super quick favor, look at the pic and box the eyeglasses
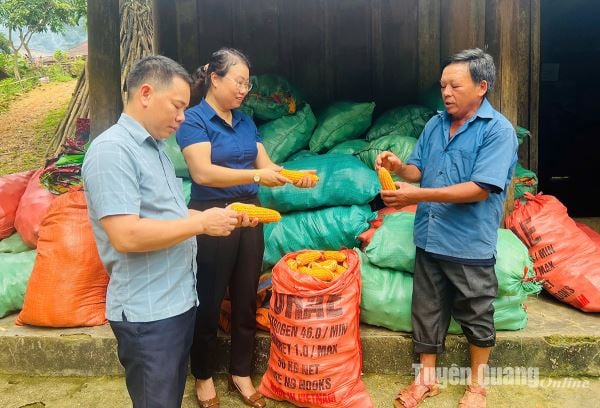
[223,76,253,92]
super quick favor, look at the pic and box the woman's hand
[257,168,291,187]
[293,169,318,189]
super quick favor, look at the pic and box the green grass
[0,76,40,113]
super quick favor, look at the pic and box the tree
[0,0,86,79]
[0,32,10,54]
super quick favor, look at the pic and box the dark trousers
[188,196,264,379]
[412,248,498,354]
[109,306,196,408]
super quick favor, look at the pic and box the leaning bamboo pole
[47,0,154,157]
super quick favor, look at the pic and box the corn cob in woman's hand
[279,169,320,183]
[228,203,281,223]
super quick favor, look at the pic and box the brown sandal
[227,375,267,408]
[458,384,487,408]
[393,382,441,408]
[196,395,219,408]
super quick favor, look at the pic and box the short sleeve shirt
[176,99,261,201]
[82,114,198,322]
[406,99,518,260]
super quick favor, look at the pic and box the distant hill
[0,23,87,55]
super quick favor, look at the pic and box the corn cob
[311,259,338,272]
[335,264,347,274]
[296,251,322,266]
[229,203,281,223]
[306,267,334,282]
[298,266,311,274]
[280,169,320,183]
[378,167,396,190]
[323,250,346,262]
[286,259,298,271]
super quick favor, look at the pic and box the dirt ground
[0,80,76,176]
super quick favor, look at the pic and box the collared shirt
[176,99,261,201]
[406,98,518,260]
[82,114,198,323]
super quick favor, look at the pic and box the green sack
[364,212,416,273]
[286,150,318,162]
[359,251,414,332]
[516,126,531,145]
[263,206,375,269]
[259,103,317,163]
[181,178,192,205]
[164,134,189,178]
[243,75,301,121]
[0,232,30,254]
[237,104,254,118]
[514,162,537,199]
[326,139,369,155]
[357,134,417,171]
[495,229,541,297]
[258,154,380,213]
[366,105,435,141]
[418,84,445,113]
[448,294,529,334]
[309,101,375,153]
[0,250,36,318]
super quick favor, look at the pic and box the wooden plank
[152,0,178,61]
[529,0,540,173]
[516,0,531,166]
[195,0,234,63]
[441,0,486,59]
[417,0,441,98]
[232,0,280,75]
[88,0,122,138]
[175,0,201,73]
[484,0,502,110]
[498,0,519,128]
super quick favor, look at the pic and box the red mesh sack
[0,170,35,239]
[505,193,600,312]
[16,189,109,327]
[14,169,56,248]
[576,222,600,249]
[259,249,373,407]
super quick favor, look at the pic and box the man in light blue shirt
[83,55,254,408]
[377,49,517,408]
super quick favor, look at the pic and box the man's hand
[224,204,260,228]
[191,207,239,236]
[380,182,420,209]
[375,151,404,174]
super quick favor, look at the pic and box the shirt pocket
[445,149,476,183]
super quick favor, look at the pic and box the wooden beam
[87,0,122,139]
[176,0,201,73]
[417,0,441,96]
[152,0,179,61]
[529,0,540,173]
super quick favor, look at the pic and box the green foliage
[0,32,10,54]
[46,63,72,82]
[53,49,68,62]
[70,56,85,76]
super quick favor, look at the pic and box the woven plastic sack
[505,193,600,312]
[16,190,109,327]
[262,205,375,269]
[259,103,317,163]
[357,134,417,172]
[495,229,541,297]
[0,250,36,318]
[182,177,191,205]
[287,150,318,162]
[260,249,373,408]
[418,84,445,113]
[164,133,190,178]
[364,212,416,273]
[357,206,417,248]
[366,105,434,141]
[576,222,600,248]
[14,169,56,248]
[0,170,35,239]
[243,75,301,121]
[515,126,531,145]
[326,139,368,156]
[309,101,375,153]
[258,154,379,213]
[359,252,529,333]
[0,232,30,254]
[514,162,537,199]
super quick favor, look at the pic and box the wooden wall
[153,0,539,169]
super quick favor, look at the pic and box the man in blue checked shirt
[376,49,518,408]
[82,55,257,408]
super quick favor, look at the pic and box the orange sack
[259,249,373,408]
[16,189,109,327]
[505,193,600,312]
[0,170,35,239]
[13,168,56,248]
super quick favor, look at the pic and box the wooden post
[87,0,122,139]
[152,0,179,60]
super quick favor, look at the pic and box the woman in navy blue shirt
[177,48,314,408]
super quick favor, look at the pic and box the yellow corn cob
[307,267,334,282]
[296,251,322,266]
[312,259,338,272]
[323,250,347,262]
[378,167,396,190]
[280,169,320,183]
[229,203,281,223]
[298,266,311,274]
[335,264,347,274]
[286,259,298,271]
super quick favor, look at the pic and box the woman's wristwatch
[253,172,261,184]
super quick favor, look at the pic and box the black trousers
[188,196,264,379]
[109,307,196,408]
[412,248,498,354]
